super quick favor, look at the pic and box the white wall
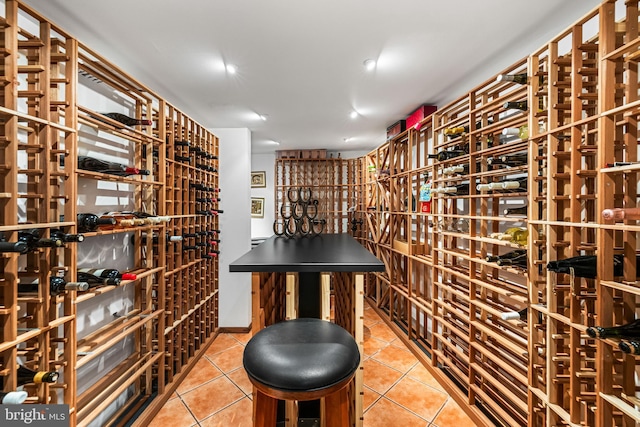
[250,153,276,239]
[214,128,252,328]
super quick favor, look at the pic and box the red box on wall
[406,105,437,130]
[386,120,406,140]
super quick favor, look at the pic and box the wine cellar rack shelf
[275,158,361,235]
[0,1,219,426]
[359,1,640,426]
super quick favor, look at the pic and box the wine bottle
[490,227,528,246]
[504,205,528,216]
[477,176,528,192]
[442,164,468,175]
[78,156,150,177]
[619,340,640,355]
[19,277,89,295]
[0,230,63,253]
[77,268,136,282]
[546,254,639,279]
[0,391,28,404]
[587,319,640,340]
[428,149,467,162]
[98,112,152,128]
[503,100,528,111]
[0,240,29,254]
[17,365,58,386]
[432,183,470,196]
[496,252,528,267]
[496,73,528,85]
[77,213,118,233]
[50,229,85,243]
[487,152,528,168]
[120,211,171,224]
[500,307,527,321]
[502,125,528,140]
[602,208,640,221]
[175,140,191,147]
[486,248,526,263]
[99,212,148,228]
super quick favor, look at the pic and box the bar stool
[243,318,360,427]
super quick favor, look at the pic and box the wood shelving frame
[0,1,219,426]
[358,2,640,427]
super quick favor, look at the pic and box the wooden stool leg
[324,385,350,427]
[254,389,278,427]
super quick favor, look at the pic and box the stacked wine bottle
[274,187,326,238]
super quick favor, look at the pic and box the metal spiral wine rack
[274,187,326,238]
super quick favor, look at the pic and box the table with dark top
[230,233,384,427]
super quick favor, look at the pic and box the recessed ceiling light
[363,59,376,71]
[260,114,268,121]
[343,137,352,142]
[350,111,358,119]
[226,64,237,74]
[271,140,280,145]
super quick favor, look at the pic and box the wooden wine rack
[358,2,640,427]
[275,157,360,234]
[0,1,219,426]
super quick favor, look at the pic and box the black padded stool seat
[243,318,360,427]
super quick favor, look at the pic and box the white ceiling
[23,0,601,154]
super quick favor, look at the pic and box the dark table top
[229,233,385,273]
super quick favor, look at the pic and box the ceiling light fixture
[226,64,237,74]
[259,114,268,121]
[350,111,358,119]
[363,59,376,71]
[343,137,351,142]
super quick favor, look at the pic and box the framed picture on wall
[251,197,265,218]
[251,171,266,188]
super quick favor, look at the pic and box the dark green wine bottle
[619,340,640,355]
[587,319,640,340]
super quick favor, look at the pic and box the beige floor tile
[363,335,389,357]
[364,397,429,427]
[176,357,224,395]
[207,344,245,373]
[367,322,398,343]
[384,376,448,422]
[180,376,245,421]
[406,363,446,392]
[362,385,381,411]
[148,397,197,427]
[363,358,404,394]
[199,397,254,427]
[227,366,254,396]
[231,331,253,344]
[372,343,418,373]
[431,398,477,427]
[206,334,241,357]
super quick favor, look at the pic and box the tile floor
[148,302,478,427]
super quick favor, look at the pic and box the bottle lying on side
[77,268,137,287]
[18,276,89,295]
[0,365,59,388]
[94,112,153,128]
[546,254,640,279]
[587,319,640,340]
[0,229,63,254]
[78,156,150,177]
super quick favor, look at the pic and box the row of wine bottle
[0,229,83,254]
[431,176,527,196]
[19,268,137,295]
[428,148,528,168]
[498,306,640,356]
[486,250,640,280]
